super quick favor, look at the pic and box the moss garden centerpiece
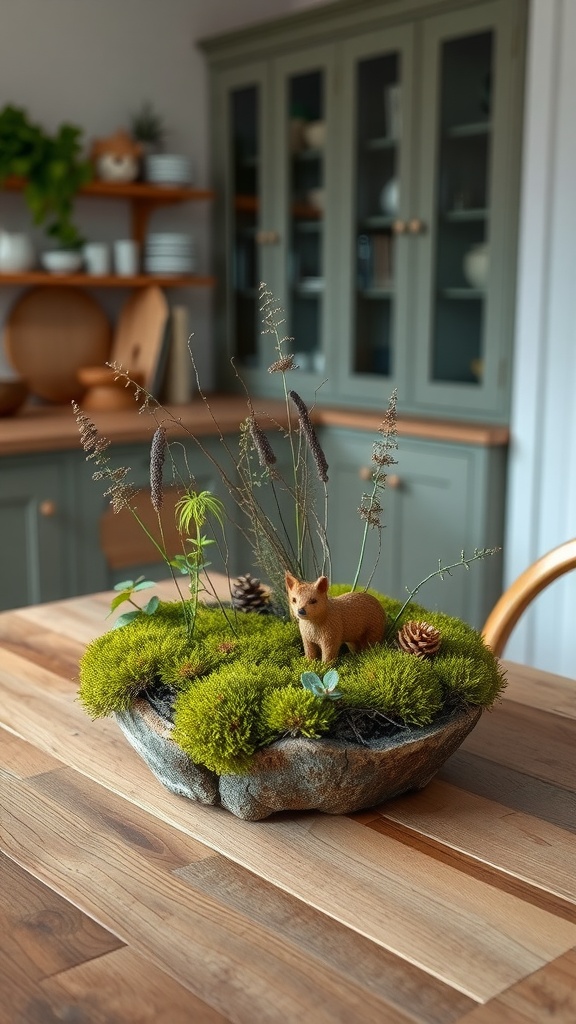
[76,286,505,821]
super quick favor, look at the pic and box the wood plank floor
[1,579,575,1023]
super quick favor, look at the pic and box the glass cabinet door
[272,47,336,383]
[413,3,517,419]
[336,27,415,403]
[226,71,265,371]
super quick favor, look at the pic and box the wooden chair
[482,538,576,657]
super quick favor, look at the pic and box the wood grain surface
[0,577,575,1022]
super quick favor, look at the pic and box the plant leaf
[142,596,159,616]
[112,609,140,629]
[132,580,156,592]
[300,671,321,691]
[108,591,131,613]
[323,669,339,690]
[113,580,134,591]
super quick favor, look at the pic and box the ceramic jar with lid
[463,243,489,289]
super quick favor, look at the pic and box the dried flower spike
[268,355,297,374]
[289,390,329,483]
[150,426,167,513]
[248,416,277,466]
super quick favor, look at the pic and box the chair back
[482,538,576,657]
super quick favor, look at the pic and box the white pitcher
[0,230,35,272]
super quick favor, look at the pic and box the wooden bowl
[0,378,28,416]
[77,365,144,411]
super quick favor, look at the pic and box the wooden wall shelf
[0,271,215,289]
[1,177,215,249]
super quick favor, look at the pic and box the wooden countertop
[0,396,509,456]
[0,578,574,1023]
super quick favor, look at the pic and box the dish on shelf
[297,277,324,293]
[41,250,83,274]
[0,377,28,416]
[3,286,111,402]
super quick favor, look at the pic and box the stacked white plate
[144,233,197,275]
[144,153,193,186]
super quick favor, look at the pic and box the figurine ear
[316,576,329,593]
[285,572,297,590]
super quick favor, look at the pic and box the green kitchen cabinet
[321,427,506,629]
[0,455,76,611]
[202,0,525,423]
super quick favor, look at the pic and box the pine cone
[397,620,441,658]
[231,573,271,614]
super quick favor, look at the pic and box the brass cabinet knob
[39,500,57,517]
[387,474,401,489]
[255,230,280,245]
[359,466,373,481]
[408,218,426,235]
[391,219,407,234]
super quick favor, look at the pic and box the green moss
[173,661,292,774]
[434,653,506,707]
[261,687,335,740]
[338,647,443,726]
[79,590,504,768]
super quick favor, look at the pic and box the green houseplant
[75,286,505,821]
[0,104,92,248]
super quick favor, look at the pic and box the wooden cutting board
[3,286,112,402]
[109,286,169,392]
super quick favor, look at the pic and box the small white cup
[83,242,110,276]
[113,239,139,276]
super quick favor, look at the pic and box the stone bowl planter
[114,697,482,821]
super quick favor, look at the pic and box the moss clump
[172,661,293,775]
[79,589,505,772]
[261,686,335,740]
[338,647,443,726]
[78,604,190,717]
[434,653,507,706]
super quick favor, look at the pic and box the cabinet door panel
[272,45,338,388]
[412,1,522,419]
[323,428,502,627]
[336,25,415,406]
[213,61,272,392]
[0,461,70,610]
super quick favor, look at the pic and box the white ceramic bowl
[463,243,489,289]
[41,250,83,274]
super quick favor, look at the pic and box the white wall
[0,0,297,388]
[504,0,576,674]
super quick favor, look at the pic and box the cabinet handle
[255,230,280,245]
[39,500,57,517]
[391,219,407,235]
[408,218,426,235]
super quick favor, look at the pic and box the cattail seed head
[150,426,167,513]
[248,417,277,467]
[289,390,329,483]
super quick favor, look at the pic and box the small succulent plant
[300,668,342,700]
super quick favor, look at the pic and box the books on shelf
[357,233,393,290]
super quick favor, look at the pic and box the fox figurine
[285,572,386,663]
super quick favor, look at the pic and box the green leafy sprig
[109,577,159,629]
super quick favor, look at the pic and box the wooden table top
[0,579,574,1023]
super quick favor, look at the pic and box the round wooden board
[3,286,112,402]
